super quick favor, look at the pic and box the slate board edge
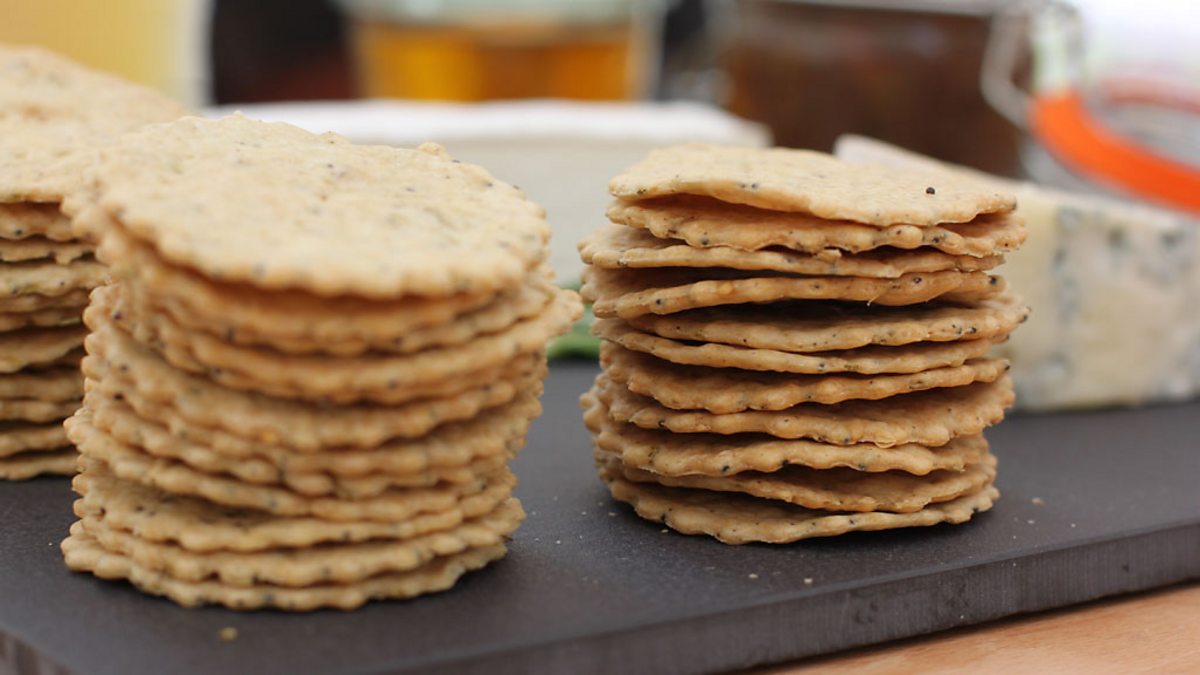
[390,520,1200,675]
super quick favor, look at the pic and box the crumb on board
[748,573,759,580]
[1031,497,1046,506]
[803,578,814,585]
[218,627,238,642]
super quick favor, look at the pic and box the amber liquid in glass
[349,17,644,101]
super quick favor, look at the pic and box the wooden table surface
[766,582,1200,674]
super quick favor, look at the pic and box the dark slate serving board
[2,363,1198,675]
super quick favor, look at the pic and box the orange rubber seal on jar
[1031,91,1200,214]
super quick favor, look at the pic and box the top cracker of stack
[59,115,580,610]
[0,45,185,480]
[579,144,1028,544]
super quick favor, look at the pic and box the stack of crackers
[0,46,185,480]
[580,144,1027,544]
[59,116,580,609]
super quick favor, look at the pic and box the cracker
[95,282,578,403]
[81,115,548,298]
[74,463,516,552]
[594,375,1014,447]
[608,144,1014,224]
[607,196,1027,257]
[0,238,90,264]
[602,465,999,544]
[68,416,503,521]
[82,217,505,346]
[0,421,70,458]
[170,268,559,357]
[62,526,506,610]
[0,289,89,312]
[0,325,86,373]
[0,45,188,202]
[88,390,540,476]
[84,394,518,497]
[0,367,82,402]
[0,447,76,479]
[77,497,522,586]
[582,395,989,476]
[582,266,1006,318]
[580,222,1003,276]
[0,203,75,241]
[83,319,545,450]
[595,319,996,375]
[602,446,995,513]
[0,398,78,423]
[628,294,1028,353]
[603,344,1009,412]
[0,259,105,298]
[0,306,83,332]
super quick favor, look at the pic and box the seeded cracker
[86,115,549,298]
[62,527,508,611]
[582,395,989,476]
[583,266,1006,318]
[595,375,1013,447]
[580,222,1004,276]
[602,466,999,545]
[0,448,77,480]
[594,318,997,375]
[626,294,1027,353]
[607,196,1027,257]
[608,144,1014,224]
[96,282,578,403]
[601,447,996,513]
[83,321,546,451]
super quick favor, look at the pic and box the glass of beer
[338,0,661,101]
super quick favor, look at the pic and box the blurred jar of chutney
[719,0,1019,176]
[337,0,662,101]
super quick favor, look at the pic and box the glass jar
[337,0,662,101]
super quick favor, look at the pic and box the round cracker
[595,318,997,375]
[582,266,1006,318]
[88,389,539,475]
[0,306,83,332]
[155,267,560,357]
[602,448,996,514]
[607,144,1015,225]
[580,222,1004,275]
[582,395,989,476]
[0,237,90,264]
[83,216,508,347]
[82,314,545,451]
[603,344,1009,412]
[607,196,1027,257]
[0,366,82,402]
[85,115,548,298]
[62,526,506,610]
[628,294,1027,353]
[0,422,70,458]
[0,288,89,313]
[0,45,187,202]
[77,498,523,587]
[602,466,999,545]
[67,418,503,522]
[0,446,76,479]
[593,375,1014,448]
[0,259,106,299]
[0,324,86,373]
[94,282,578,403]
[0,203,75,241]
[73,463,516,552]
